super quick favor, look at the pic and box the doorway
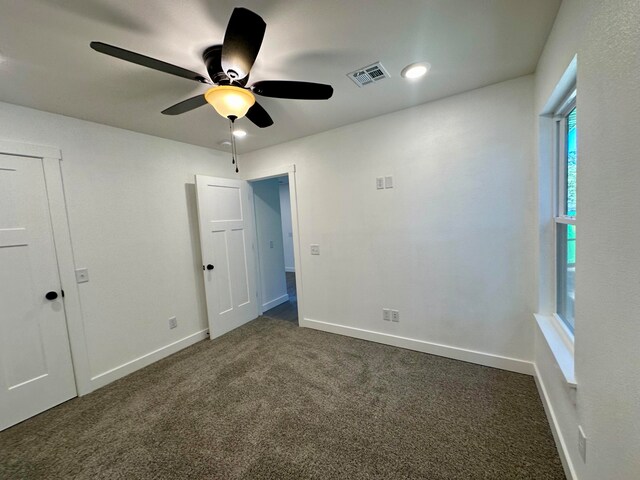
[195,166,303,338]
[0,150,77,430]
[251,175,298,324]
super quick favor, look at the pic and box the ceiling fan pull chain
[233,133,240,172]
[233,132,238,169]
[228,118,236,165]
[227,116,241,173]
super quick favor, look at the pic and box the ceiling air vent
[347,62,390,87]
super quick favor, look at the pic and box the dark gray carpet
[0,318,564,479]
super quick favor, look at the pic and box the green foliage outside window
[566,108,577,216]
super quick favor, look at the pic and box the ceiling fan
[90,7,334,130]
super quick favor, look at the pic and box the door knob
[206,264,214,270]
[45,291,59,301]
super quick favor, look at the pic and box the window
[555,92,577,332]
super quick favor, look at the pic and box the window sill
[534,313,576,389]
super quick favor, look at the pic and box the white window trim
[535,57,577,389]
[554,216,576,225]
[535,313,576,389]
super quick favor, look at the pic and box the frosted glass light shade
[205,85,255,119]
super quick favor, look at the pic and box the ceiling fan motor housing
[203,45,247,86]
[203,45,226,84]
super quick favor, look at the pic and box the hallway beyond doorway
[263,272,297,324]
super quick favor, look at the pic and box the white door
[0,154,76,430]
[195,175,259,339]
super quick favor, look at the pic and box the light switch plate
[383,309,391,321]
[168,316,177,329]
[310,244,320,255]
[75,268,89,283]
[376,177,384,189]
[385,176,394,189]
[578,426,587,462]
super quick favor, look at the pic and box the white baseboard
[300,318,534,376]
[88,329,209,392]
[533,364,577,480]
[285,267,295,273]
[262,294,289,312]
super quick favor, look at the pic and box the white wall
[252,178,288,311]
[279,183,295,272]
[242,76,537,372]
[0,101,233,393]
[534,1,640,479]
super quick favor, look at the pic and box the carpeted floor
[0,318,565,479]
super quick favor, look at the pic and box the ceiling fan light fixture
[401,62,430,79]
[205,85,255,119]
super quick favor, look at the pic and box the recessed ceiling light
[233,129,247,138]
[401,62,430,79]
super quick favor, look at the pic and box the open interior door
[195,175,258,339]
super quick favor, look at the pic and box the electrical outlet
[391,310,400,322]
[385,176,394,189]
[376,177,384,189]
[168,316,177,329]
[383,309,391,321]
[75,268,89,283]
[310,244,320,255]
[578,426,587,462]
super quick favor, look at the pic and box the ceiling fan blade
[161,95,208,115]
[245,102,274,128]
[251,81,333,100]
[221,8,266,81]
[90,42,211,84]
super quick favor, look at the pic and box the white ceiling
[0,0,560,153]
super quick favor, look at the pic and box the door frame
[242,165,304,321]
[0,140,91,396]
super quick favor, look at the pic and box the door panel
[228,228,250,306]
[210,185,243,221]
[211,230,233,314]
[0,154,76,431]
[195,176,258,339]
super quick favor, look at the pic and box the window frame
[553,88,577,334]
